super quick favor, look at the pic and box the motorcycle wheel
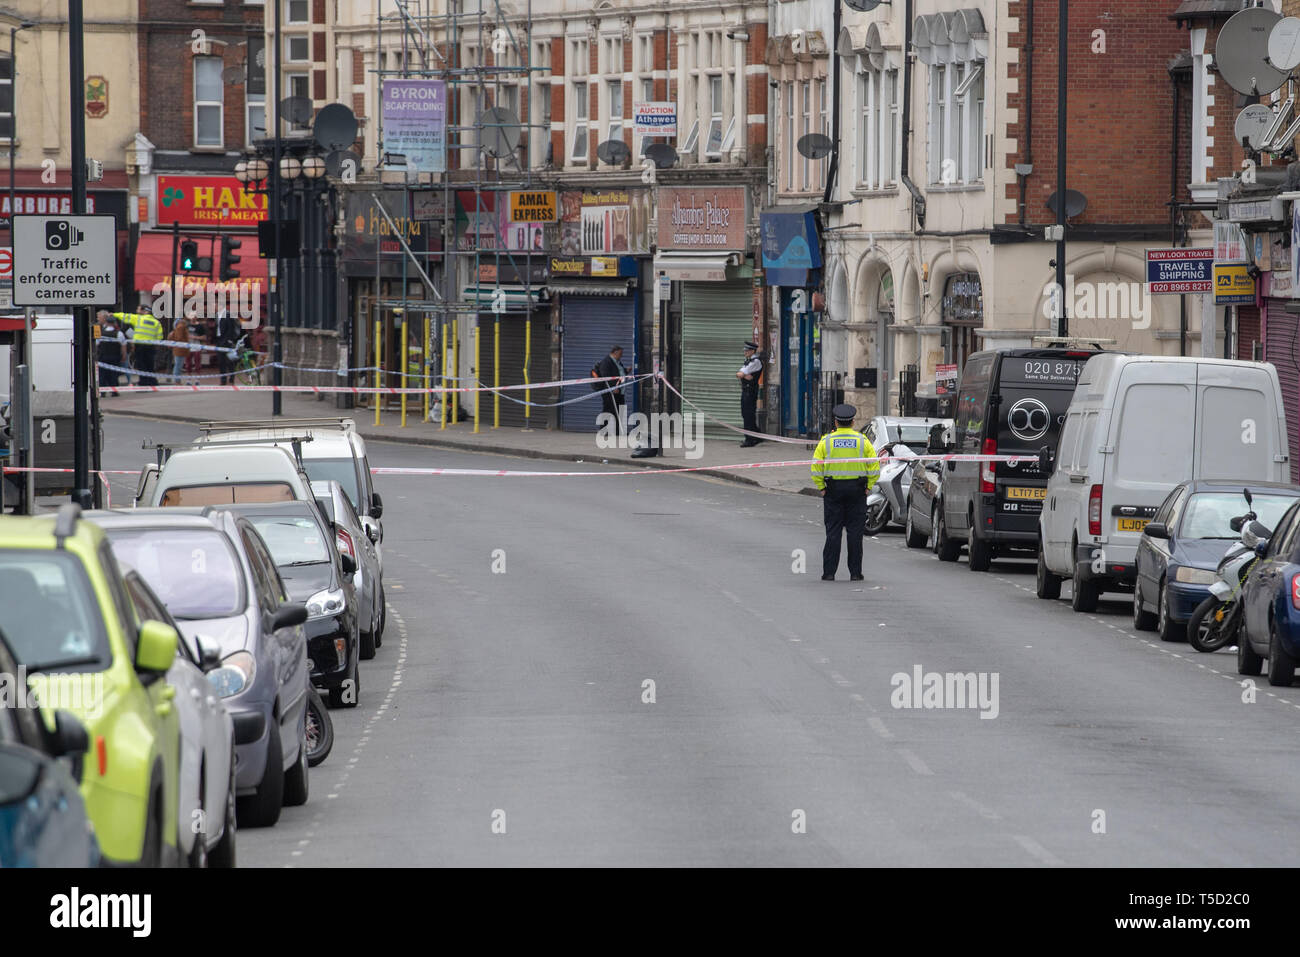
[1187,595,1237,653]
[864,502,891,537]
[305,685,334,768]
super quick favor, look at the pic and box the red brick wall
[747,22,768,158]
[550,42,565,166]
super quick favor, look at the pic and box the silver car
[862,416,956,529]
[311,479,385,659]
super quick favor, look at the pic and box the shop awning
[460,285,547,311]
[548,279,634,297]
[132,231,268,295]
[654,252,740,283]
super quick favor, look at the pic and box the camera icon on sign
[45,219,85,251]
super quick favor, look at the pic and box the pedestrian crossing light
[180,240,199,272]
[219,235,242,281]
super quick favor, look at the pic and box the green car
[0,504,181,866]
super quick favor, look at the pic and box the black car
[937,345,1108,570]
[216,502,361,709]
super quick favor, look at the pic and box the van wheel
[1040,546,1060,598]
[1132,581,1157,631]
[904,500,927,549]
[1071,552,1099,613]
[967,527,992,572]
[934,504,960,562]
[1239,627,1264,676]
[1268,619,1297,687]
[1156,581,1185,643]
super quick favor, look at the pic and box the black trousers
[97,363,119,389]
[134,344,158,387]
[600,394,624,434]
[741,387,758,434]
[216,347,235,385]
[823,479,867,577]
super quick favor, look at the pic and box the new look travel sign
[1146,247,1214,294]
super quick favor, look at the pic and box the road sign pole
[69,0,91,508]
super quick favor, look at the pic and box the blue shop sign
[761,210,822,287]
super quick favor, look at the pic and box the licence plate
[1005,486,1046,500]
[1117,517,1149,532]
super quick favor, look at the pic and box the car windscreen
[890,424,939,446]
[304,458,361,510]
[161,482,295,506]
[0,550,110,672]
[247,514,331,566]
[105,528,245,620]
[1180,492,1299,539]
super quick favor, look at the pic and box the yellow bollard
[373,319,381,427]
[451,318,459,424]
[440,320,448,430]
[423,315,430,424]
[473,324,480,434]
[523,316,531,430]
[400,319,408,428]
[493,318,500,429]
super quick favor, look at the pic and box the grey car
[86,508,311,829]
[312,479,385,659]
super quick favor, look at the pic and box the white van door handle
[1068,473,1086,484]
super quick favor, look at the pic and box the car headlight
[1175,566,1218,585]
[306,587,347,620]
[206,651,255,698]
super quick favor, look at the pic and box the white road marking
[897,748,933,776]
[867,717,893,739]
[1013,834,1064,866]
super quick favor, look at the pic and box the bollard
[472,324,480,434]
[373,319,382,427]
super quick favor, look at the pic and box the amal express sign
[381,79,447,172]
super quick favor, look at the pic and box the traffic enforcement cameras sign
[12,214,117,306]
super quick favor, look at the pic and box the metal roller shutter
[1237,304,1261,362]
[559,294,637,432]
[475,311,553,429]
[681,280,753,440]
[1264,300,1300,482]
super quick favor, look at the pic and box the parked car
[937,345,1105,570]
[1133,481,1300,642]
[1038,355,1290,612]
[138,441,314,508]
[119,566,237,867]
[91,508,311,829]
[905,457,946,550]
[0,631,98,867]
[197,418,384,552]
[0,504,181,866]
[1238,498,1300,686]
[862,417,954,531]
[312,479,384,658]
[215,502,360,709]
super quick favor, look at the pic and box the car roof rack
[142,435,313,468]
[53,502,81,547]
[197,417,356,434]
[1029,336,1117,349]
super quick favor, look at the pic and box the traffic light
[180,240,198,272]
[219,235,242,281]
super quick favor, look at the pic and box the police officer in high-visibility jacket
[811,403,880,581]
[113,310,163,387]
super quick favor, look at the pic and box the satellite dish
[645,143,678,169]
[1270,17,1300,72]
[325,150,361,178]
[798,133,835,160]
[1235,103,1276,150]
[222,66,245,86]
[1045,189,1087,219]
[313,103,359,152]
[596,139,631,166]
[843,0,884,11]
[1216,7,1288,97]
[478,107,521,159]
[280,96,314,126]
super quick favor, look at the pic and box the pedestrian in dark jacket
[593,346,627,434]
[215,310,240,385]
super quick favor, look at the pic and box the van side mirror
[136,620,179,673]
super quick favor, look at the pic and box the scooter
[864,442,917,536]
[1187,488,1272,653]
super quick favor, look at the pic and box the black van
[935,346,1106,570]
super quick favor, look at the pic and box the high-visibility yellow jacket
[811,427,880,491]
[114,312,163,341]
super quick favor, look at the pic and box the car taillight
[335,527,356,563]
[1292,574,1300,610]
[1088,484,1102,537]
[979,438,997,493]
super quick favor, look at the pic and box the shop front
[941,271,984,370]
[655,185,756,440]
[761,207,822,437]
[464,259,551,429]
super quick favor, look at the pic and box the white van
[140,443,315,507]
[1036,354,1290,612]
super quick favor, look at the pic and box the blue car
[0,631,99,867]
[1239,497,1300,686]
[1134,481,1300,642]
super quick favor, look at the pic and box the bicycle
[233,334,262,386]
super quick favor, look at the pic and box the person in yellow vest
[811,403,881,581]
[114,308,163,386]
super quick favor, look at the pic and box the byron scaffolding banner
[381,79,447,173]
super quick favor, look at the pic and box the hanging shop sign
[0,190,128,229]
[380,79,447,173]
[508,190,558,223]
[157,175,268,227]
[941,273,983,324]
[558,189,651,256]
[411,190,447,221]
[633,102,677,138]
[656,186,748,252]
[341,188,433,276]
[759,208,822,287]
[1213,262,1256,305]
[1145,248,1214,294]
[548,256,635,278]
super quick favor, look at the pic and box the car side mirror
[271,603,309,631]
[195,634,222,673]
[340,552,357,576]
[365,524,379,544]
[1143,522,1170,540]
[1256,540,1270,558]
[50,710,89,782]
[370,492,383,520]
[136,619,179,673]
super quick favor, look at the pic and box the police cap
[832,403,857,423]
[743,341,758,350]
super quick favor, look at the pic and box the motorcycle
[864,442,917,536]
[1187,488,1273,654]
[304,683,334,767]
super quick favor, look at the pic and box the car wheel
[1036,543,1062,600]
[1133,580,1157,631]
[359,618,377,661]
[283,732,309,807]
[1239,625,1265,676]
[187,766,208,869]
[207,756,237,868]
[967,526,992,572]
[935,504,960,562]
[376,593,386,646]
[1156,581,1185,642]
[1071,551,1100,613]
[236,723,283,828]
[139,787,163,868]
[1268,618,1297,687]
[329,653,360,709]
[904,500,927,549]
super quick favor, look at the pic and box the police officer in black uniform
[737,341,764,447]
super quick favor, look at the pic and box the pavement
[98,388,823,495]
[96,415,1300,866]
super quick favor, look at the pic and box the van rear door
[1193,363,1286,482]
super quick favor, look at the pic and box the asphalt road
[98,415,1300,866]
